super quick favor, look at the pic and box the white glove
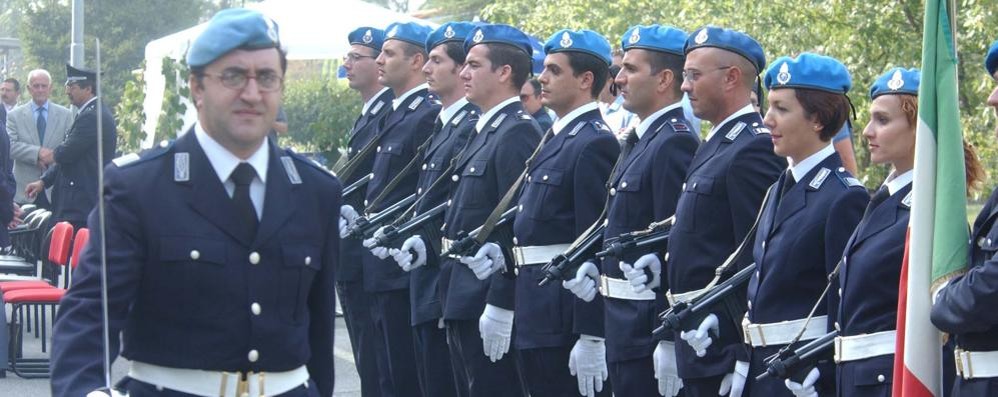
[680,313,719,357]
[479,304,514,362]
[339,205,359,238]
[362,226,391,259]
[563,261,599,302]
[620,253,662,293]
[390,235,427,272]
[653,341,683,397]
[718,360,749,397]
[784,367,820,397]
[86,390,127,397]
[568,334,608,397]
[461,242,505,280]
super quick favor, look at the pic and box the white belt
[600,275,655,301]
[441,238,459,258]
[955,348,998,379]
[129,361,309,397]
[512,244,571,266]
[742,315,828,347]
[666,287,707,306]
[834,330,896,363]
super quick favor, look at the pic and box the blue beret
[986,39,998,76]
[426,22,475,52]
[543,29,612,66]
[463,24,533,56]
[621,25,688,56]
[187,8,280,67]
[348,27,385,51]
[684,26,766,73]
[385,22,432,48]
[764,53,851,94]
[869,67,920,99]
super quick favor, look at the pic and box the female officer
[741,53,869,397]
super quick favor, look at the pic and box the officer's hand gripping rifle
[345,193,417,239]
[537,220,607,286]
[595,216,674,261]
[756,330,837,381]
[372,201,448,247]
[653,262,757,337]
[441,207,518,258]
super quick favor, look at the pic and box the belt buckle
[513,247,526,267]
[221,371,266,397]
[954,348,965,379]
[599,275,609,297]
[833,337,842,363]
[741,317,752,345]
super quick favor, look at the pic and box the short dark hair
[527,78,541,97]
[442,41,467,65]
[399,41,427,61]
[190,46,289,85]
[3,78,19,92]
[484,43,531,90]
[564,52,609,99]
[73,80,98,96]
[794,88,850,141]
[646,50,685,97]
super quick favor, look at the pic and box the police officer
[564,24,701,397]
[351,21,440,397]
[439,24,541,397]
[833,67,919,397]
[337,26,392,397]
[375,21,479,397]
[25,64,117,230]
[741,53,869,397]
[465,29,619,397]
[931,40,998,396]
[658,26,785,396]
[50,8,341,396]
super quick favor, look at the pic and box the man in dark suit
[520,78,553,132]
[50,8,341,396]
[24,64,116,229]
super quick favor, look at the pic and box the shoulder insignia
[112,153,141,167]
[284,149,338,179]
[452,110,467,126]
[809,167,830,190]
[568,122,586,136]
[725,122,746,141]
[518,113,532,120]
[590,120,610,133]
[491,113,509,128]
[370,100,385,115]
[667,118,690,133]
[902,191,912,208]
[174,153,190,182]
[281,156,303,185]
[831,166,864,188]
[408,96,425,110]
[753,127,772,135]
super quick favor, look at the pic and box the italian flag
[892,0,969,396]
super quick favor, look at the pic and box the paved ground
[1,310,362,396]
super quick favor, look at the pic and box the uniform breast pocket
[458,159,489,209]
[279,244,322,324]
[612,171,645,227]
[675,176,714,233]
[157,237,228,320]
[526,168,565,220]
[372,141,405,181]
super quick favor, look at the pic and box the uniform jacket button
[609,188,616,196]
[682,183,687,190]
[877,374,885,383]
[305,256,312,265]
[422,164,428,170]
[513,237,519,245]
[469,167,476,173]
[620,181,627,188]
[542,175,549,181]
[452,175,459,182]
[190,250,200,260]
[251,302,261,315]
[249,252,260,265]
[376,146,382,152]
[248,349,259,362]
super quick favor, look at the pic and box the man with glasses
[24,65,115,229]
[7,69,72,208]
[520,78,553,132]
[51,8,341,396]
[337,26,392,397]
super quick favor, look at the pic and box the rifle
[441,207,518,258]
[653,262,757,336]
[342,173,373,202]
[756,330,837,381]
[595,216,674,261]
[537,221,607,286]
[345,193,417,239]
[371,201,448,247]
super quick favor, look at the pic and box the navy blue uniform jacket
[50,131,342,396]
[440,101,541,321]
[601,106,699,363]
[507,107,619,350]
[362,88,440,292]
[666,111,785,378]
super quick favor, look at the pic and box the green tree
[281,77,361,164]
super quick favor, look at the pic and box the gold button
[249,252,260,265]
[248,349,259,362]
[190,250,200,260]
[305,256,312,265]
[251,302,261,315]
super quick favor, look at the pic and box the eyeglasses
[682,66,733,82]
[203,69,283,92]
[342,53,377,63]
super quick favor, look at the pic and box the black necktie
[620,127,638,158]
[36,107,46,144]
[780,170,796,198]
[231,163,259,240]
[861,186,891,222]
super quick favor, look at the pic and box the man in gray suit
[7,69,72,207]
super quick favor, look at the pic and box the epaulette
[492,113,510,128]
[749,121,771,135]
[369,100,386,116]
[590,120,611,134]
[724,122,747,141]
[112,143,173,168]
[901,191,912,208]
[567,122,586,136]
[517,110,532,121]
[832,166,865,188]
[807,168,832,190]
[666,117,691,133]
[452,110,469,126]
[283,148,338,180]
[408,95,425,111]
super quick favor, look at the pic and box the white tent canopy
[141,0,435,147]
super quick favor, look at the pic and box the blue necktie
[36,107,46,144]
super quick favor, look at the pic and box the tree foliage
[482,0,998,197]
[281,77,361,164]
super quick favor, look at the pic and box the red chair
[5,225,86,378]
[0,222,74,293]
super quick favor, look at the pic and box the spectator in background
[268,105,287,143]
[1,78,20,112]
[7,69,72,208]
[833,121,859,175]
[521,78,554,132]
[599,64,639,137]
